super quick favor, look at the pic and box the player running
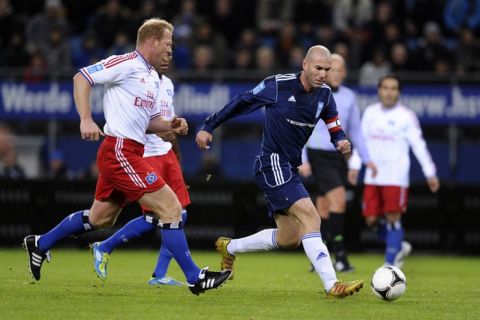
[196,45,364,298]
[23,18,230,295]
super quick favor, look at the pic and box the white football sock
[227,229,278,254]
[301,232,337,291]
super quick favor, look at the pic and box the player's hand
[366,161,378,178]
[80,118,104,141]
[298,163,312,177]
[171,117,188,135]
[427,176,440,193]
[336,139,351,155]
[347,169,359,186]
[196,130,212,150]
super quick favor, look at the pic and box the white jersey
[80,50,162,145]
[144,76,175,157]
[351,102,436,187]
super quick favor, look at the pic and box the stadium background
[0,0,479,254]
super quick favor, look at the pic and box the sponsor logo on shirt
[166,89,173,96]
[134,97,155,109]
[145,172,158,185]
[285,118,316,128]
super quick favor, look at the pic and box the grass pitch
[0,248,479,320]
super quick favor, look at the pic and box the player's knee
[89,215,116,229]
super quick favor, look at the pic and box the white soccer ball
[371,265,407,301]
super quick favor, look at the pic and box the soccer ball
[371,265,407,301]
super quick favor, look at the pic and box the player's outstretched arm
[196,130,212,150]
[73,73,104,141]
[148,116,188,135]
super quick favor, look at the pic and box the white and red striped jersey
[350,102,436,187]
[80,50,162,145]
[143,75,175,157]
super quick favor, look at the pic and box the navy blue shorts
[253,153,310,217]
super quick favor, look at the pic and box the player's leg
[315,195,330,240]
[286,197,363,297]
[382,186,410,268]
[150,151,191,285]
[325,186,354,272]
[149,209,187,286]
[140,186,231,294]
[24,199,121,281]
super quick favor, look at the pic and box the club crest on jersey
[145,172,158,185]
[86,64,103,74]
[167,89,173,96]
[154,81,159,89]
[316,102,324,118]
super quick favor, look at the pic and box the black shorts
[307,148,348,196]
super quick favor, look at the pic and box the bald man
[300,54,377,272]
[196,46,364,298]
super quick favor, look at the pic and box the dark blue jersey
[201,73,346,167]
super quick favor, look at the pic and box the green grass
[0,249,479,320]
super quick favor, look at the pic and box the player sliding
[196,45,363,298]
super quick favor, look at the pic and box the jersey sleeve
[319,89,347,146]
[201,76,277,133]
[405,110,437,178]
[79,55,130,86]
[347,97,371,164]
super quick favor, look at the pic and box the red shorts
[362,185,409,217]
[141,149,191,211]
[95,136,166,207]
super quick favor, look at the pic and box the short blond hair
[137,18,174,46]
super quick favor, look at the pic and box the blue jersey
[201,73,346,168]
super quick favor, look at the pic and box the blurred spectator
[390,43,412,71]
[456,28,480,74]
[256,0,294,46]
[368,1,397,48]
[315,25,338,51]
[209,0,243,45]
[255,46,276,72]
[359,47,391,86]
[172,0,203,69]
[191,20,227,68]
[46,149,70,180]
[127,0,158,42]
[25,0,69,54]
[287,45,305,69]
[231,47,254,70]
[407,0,445,31]
[333,42,350,64]
[89,0,129,49]
[0,123,25,179]
[23,51,48,84]
[108,31,135,56]
[192,45,214,71]
[444,0,480,34]
[1,31,30,68]
[40,26,72,73]
[333,0,374,69]
[0,0,16,50]
[415,21,453,71]
[275,22,298,67]
[72,32,106,68]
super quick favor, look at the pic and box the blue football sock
[99,216,156,254]
[38,210,92,252]
[376,218,387,242]
[160,219,200,284]
[385,221,404,265]
[153,210,187,278]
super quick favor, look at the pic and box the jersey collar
[135,50,152,72]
